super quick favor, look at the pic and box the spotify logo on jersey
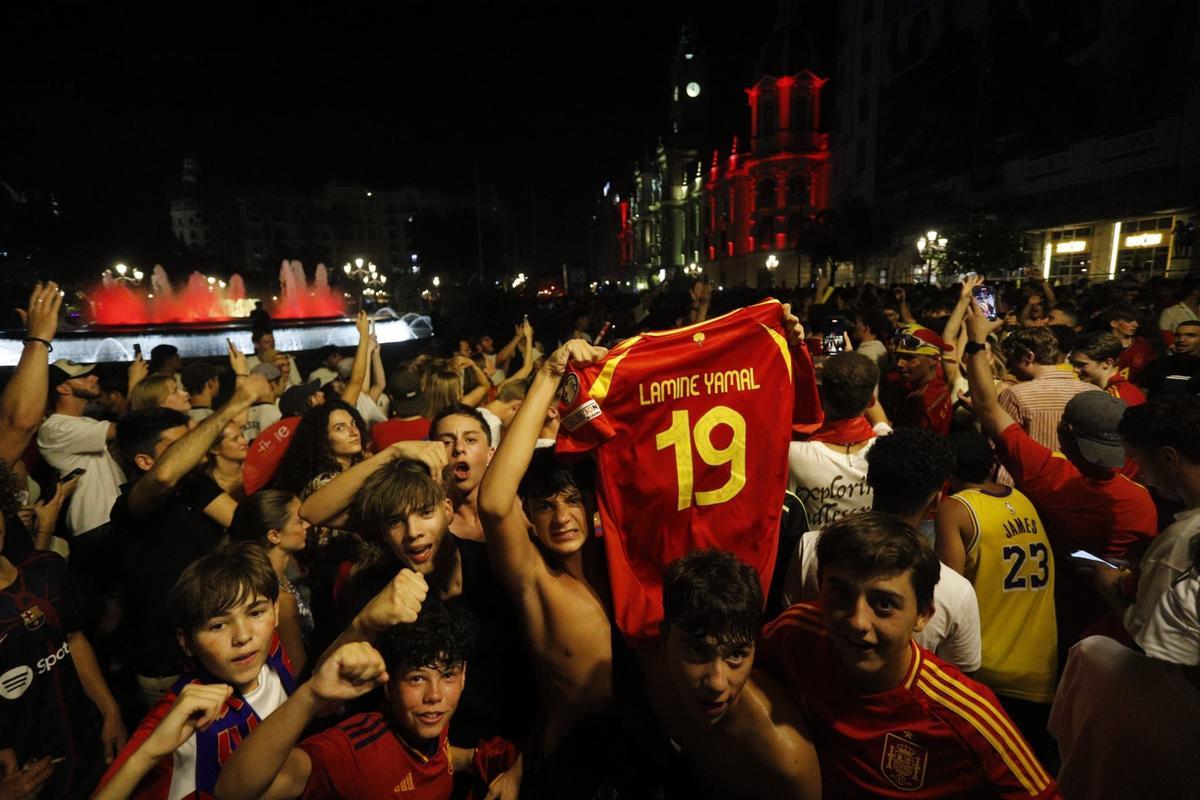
[0,666,34,700]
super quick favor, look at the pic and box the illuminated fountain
[8,259,430,367]
[86,260,345,326]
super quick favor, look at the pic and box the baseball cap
[180,362,227,395]
[893,324,949,357]
[49,359,95,391]
[387,371,425,417]
[251,361,283,381]
[1062,391,1128,469]
[279,380,324,418]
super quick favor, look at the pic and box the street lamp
[104,262,145,286]
[684,262,703,278]
[765,254,780,271]
[432,276,441,288]
[915,231,948,284]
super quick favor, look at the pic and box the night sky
[2,2,805,275]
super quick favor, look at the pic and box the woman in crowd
[227,489,313,675]
[205,418,249,499]
[128,373,190,412]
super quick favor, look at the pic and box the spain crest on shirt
[21,604,46,631]
[881,731,928,790]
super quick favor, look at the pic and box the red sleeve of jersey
[918,659,1061,799]
[757,603,822,682]
[993,423,1057,489]
[554,342,625,456]
[94,694,176,799]
[298,726,358,799]
[471,737,520,798]
[790,342,825,438]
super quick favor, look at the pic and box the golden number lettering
[655,405,747,510]
[655,410,694,511]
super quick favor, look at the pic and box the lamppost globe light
[218,280,226,288]
[938,238,948,248]
[354,258,364,269]
[433,276,441,288]
[115,263,127,275]
[133,269,144,281]
[368,262,376,273]
[917,237,927,252]
[343,263,351,275]
[206,276,216,285]
[927,230,938,242]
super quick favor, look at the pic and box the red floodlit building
[704,70,831,288]
[606,6,833,290]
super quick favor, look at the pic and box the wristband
[236,372,249,377]
[963,341,986,356]
[23,337,52,352]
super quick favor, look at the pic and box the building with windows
[832,0,1200,283]
[616,2,833,289]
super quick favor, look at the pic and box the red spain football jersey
[556,299,821,642]
[758,604,1060,799]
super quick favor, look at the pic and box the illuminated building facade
[833,0,1200,283]
[616,4,833,289]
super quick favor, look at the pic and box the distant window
[757,178,777,209]
[787,175,810,206]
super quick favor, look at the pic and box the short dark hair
[1001,327,1059,366]
[1104,303,1139,324]
[816,512,940,614]
[1048,325,1076,356]
[820,352,879,420]
[857,307,893,341]
[376,598,477,674]
[1072,331,1123,363]
[517,448,594,503]
[251,326,274,344]
[662,549,763,650]
[1176,320,1200,333]
[949,430,995,484]
[1120,395,1200,464]
[354,459,447,544]
[116,407,191,472]
[1050,301,1079,326]
[429,403,492,446]
[497,379,528,404]
[227,489,298,545]
[170,542,279,635]
[867,428,955,515]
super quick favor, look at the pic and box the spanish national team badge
[21,604,46,631]
[560,373,580,406]
[693,332,706,345]
[881,731,928,791]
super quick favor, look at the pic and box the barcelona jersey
[556,299,820,641]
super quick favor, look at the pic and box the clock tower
[668,20,707,148]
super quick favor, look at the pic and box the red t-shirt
[758,604,1060,799]
[1117,337,1156,382]
[298,712,514,800]
[556,299,822,642]
[371,417,432,451]
[1105,373,1146,407]
[993,423,1157,643]
[885,373,953,436]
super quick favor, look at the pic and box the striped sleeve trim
[948,494,982,557]
[762,604,826,638]
[916,662,1051,795]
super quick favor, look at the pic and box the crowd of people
[1,266,1199,799]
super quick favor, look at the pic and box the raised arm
[339,311,371,408]
[478,339,607,592]
[455,355,491,407]
[963,302,1015,439]
[299,440,448,528]
[495,320,535,391]
[0,282,61,465]
[215,643,388,800]
[366,337,386,402]
[495,325,524,369]
[894,287,916,324]
[942,275,982,385]
[127,375,272,517]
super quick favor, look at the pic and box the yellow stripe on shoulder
[917,666,1049,794]
[588,349,633,404]
[759,322,793,382]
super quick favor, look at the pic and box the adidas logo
[393,772,415,793]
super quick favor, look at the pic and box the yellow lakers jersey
[950,486,1058,702]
